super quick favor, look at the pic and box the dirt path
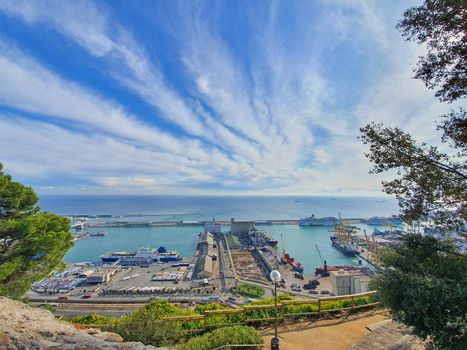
[261,310,389,350]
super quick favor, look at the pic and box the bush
[108,318,182,347]
[67,313,111,325]
[178,326,263,350]
[233,283,265,298]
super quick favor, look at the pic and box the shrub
[178,326,263,350]
[67,313,111,325]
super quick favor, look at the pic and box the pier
[83,218,368,228]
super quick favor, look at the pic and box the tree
[371,234,467,349]
[0,163,73,299]
[360,0,467,229]
[360,1,467,348]
[397,0,466,103]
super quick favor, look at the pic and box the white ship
[299,215,339,226]
[366,216,402,226]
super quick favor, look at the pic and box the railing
[163,291,380,333]
[212,345,263,350]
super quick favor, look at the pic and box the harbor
[26,214,418,313]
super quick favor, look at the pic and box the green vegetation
[226,235,241,248]
[371,235,467,349]
[0,163,73,299]
[359,1,467,348]
[178,326,263,350]
[360,0,466,229]
[67,294,378,347]
[233,283,265,298]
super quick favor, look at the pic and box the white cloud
[0,0,454,195]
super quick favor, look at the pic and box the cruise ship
[100,246,181,264]
[299,215,339,226]
[366,216,402,226]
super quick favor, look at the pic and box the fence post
[351,295,355,313]
[318,299,321,317]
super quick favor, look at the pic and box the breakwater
[84,218,365,228]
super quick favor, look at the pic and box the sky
[0,0,455,196]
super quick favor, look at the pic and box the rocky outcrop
[0,297,166,350]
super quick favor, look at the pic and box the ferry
[100,246,181,264]
[299,215,339,226]
[366,216,402,226]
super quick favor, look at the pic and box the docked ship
[366,216,402,226]
[315,265,368,276]
[299,215,339,226]
[100,246,181,264]
[330,235,359,256]
[282,252,304,273]
[280,234,304,273]
[90,231,107,236]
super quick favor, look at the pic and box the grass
[234,283,265,298]
[226,235,241,248]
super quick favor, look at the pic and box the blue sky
[0,0,452,195]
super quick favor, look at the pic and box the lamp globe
[270,270,281,283]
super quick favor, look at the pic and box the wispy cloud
[0,0,453,195]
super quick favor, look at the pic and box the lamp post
[270,269,281,350]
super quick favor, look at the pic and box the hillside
[0,297,164,350]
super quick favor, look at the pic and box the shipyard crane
[315,245,329,277]
[280,233,287,264]
[315,245,327,267]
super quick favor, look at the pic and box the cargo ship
[330,235,359,256]
[281,252,304,273]
[280,234,304,273]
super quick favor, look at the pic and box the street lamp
[270,269,281,350]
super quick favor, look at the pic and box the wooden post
[318,299,321,317]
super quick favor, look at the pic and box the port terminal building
[330,269,371,296]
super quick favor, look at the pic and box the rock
[74,345,100,350]
[83,328,99,335]
[92,332,124,342]
[0,331,11,345]
[39,338,63,349]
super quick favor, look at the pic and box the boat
[100,251,135,262]
[366,216,402,226]
[299,215,339,226]
[330,235,359,256]
[315,265,363,276]
[100,246,181,264]
[90,231,107,236]
[156,246,181,262]
[280,234,304,272]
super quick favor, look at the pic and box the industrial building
[86,265,121,284]
[230,218,255,235]
[194,232,215,279]
[330,269,371,296]
[204,219,222,234]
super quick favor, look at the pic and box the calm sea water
[39,195,399,271]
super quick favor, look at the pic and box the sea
[39,195,400,273]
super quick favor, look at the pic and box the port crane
[315,245,329,277]
[280,233,287,264]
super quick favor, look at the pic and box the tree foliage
[360,122,466,228]
[360,0,467,229]
[397,0,466,103]
[371,234,467,349]
[0,163,73,298]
